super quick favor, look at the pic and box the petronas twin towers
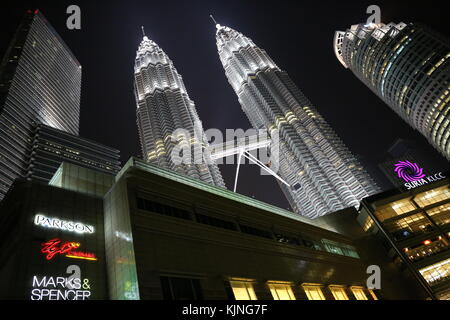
[134,32,225,187]
[134,21,379,219]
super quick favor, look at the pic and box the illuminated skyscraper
[133,30,225,187]
[0,10,82,200]
[215,23,379,218]
[28,124,121,183]
[334,22,450,160]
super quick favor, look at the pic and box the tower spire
[133,25,226,188]
[209,15,217,25]
[141,26,146,37]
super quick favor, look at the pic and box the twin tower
[133,22,380,219]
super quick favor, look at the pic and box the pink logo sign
[394,161,426,182]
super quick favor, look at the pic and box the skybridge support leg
[233,150,244,193]
[242,151,290,188]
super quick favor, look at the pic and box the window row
[230,280,377,301]
[159,276,378,301]
[419,258,450,287]
[136,196,360,258]
[374,185,450,222]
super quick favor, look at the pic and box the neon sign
[30,265,92,300]
[41,239,97,261]
[34,214,95,234]
[403,172,446,190]
[394,161,426,182]
[394,161,446,190]
[66,252,98,261]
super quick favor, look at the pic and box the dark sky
[1,0,449,210]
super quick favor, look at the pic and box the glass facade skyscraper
[133,33,225,187]
[0,10,81,200]
[334,22,450,160]
[215,24,379,218]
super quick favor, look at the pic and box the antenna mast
[209,15,217,25]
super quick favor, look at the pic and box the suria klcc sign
[34,214,95,234]
[394,161,446,190]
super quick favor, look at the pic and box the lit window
[415,186,450,208]
[329,285,349,300]
[363,217,374,232]
[230,279,257,300]
[404,238,449,262]
[351,286,368,300]
[302,284,326,300]
[419,258,450,286]
[426,205,450,226]
[268,282,296,300]
[385,212,434,236]
[376,199,416,221]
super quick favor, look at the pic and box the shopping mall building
[358,178,450,300]
[0,158,447,300]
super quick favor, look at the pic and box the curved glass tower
[334,22,450,160]
[134,32,225,187]
[215,24,379,218]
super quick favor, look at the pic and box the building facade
[358,178,450,299]
[133,33,225,188]
[0,159,412,300]
[27,124,121,183]
[0,10,81,200]
[0,176,111,300]
[334,22,450,160]
[215,23,379,218]
[104,158,382,300]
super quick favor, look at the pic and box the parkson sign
[34,214,95,234]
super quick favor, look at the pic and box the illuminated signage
[394,161,446,190]
[404,172,446,190]
[66,251,98,261]
[41,239,79,260]
[31,265,92,300]
[41,238,97,261]
[394,160,426,182]
[34,214,95,234]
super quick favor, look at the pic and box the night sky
[1,0,448,210]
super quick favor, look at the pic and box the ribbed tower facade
[0,10,81,200]
[134,33,225,187]
[334,22,450,160]
[215,24,379,218]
